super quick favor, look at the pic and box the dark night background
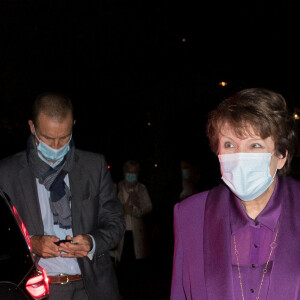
[1,0,300,176]
[1,1,300,298]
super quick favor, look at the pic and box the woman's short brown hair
[206,88,297,175]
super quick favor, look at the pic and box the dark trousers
[48,279,89,300]
[118,231,139,300]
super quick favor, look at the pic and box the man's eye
[62,135,72,140]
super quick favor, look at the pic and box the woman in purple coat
[171,88,300,300]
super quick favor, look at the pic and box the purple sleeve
[170,191,209,300]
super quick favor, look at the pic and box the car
[0,189,49,299]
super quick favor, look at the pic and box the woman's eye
[224,142,234,148]
[251,143,262,148]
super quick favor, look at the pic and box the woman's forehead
[219,122,276,149]
[126,165,138,172]
[219,122,260,138]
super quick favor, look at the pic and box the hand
[31,235,61,258]
[123,201,133,215]
[58,234,93,258]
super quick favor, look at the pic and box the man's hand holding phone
[58,234,93,258]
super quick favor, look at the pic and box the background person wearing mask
[0,91,125,300]
[112,160,152,300]
[179,159,200,201]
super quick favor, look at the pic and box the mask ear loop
[270,152,278,178]
[32,125,42,150]
[32,125,40,142]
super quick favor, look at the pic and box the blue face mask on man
[35,132,71,162]
[125,173,138,183]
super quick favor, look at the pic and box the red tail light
[26,267,49,299]
[12,205,32,250]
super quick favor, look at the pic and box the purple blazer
[171,176,300,300]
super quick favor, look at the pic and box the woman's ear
[276,150,288,170]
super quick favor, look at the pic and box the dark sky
[1,0,299,185]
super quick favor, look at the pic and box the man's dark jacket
[0,149,125,300]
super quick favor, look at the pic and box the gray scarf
[27,134,75,229]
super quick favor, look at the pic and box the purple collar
[231,176,282,234]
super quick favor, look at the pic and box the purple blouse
[231,179,281,299]
[171,176,300,300]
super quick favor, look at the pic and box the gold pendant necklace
[233,227,279,300]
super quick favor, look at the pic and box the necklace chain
[233,227,279,300]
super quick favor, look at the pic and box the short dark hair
[123,160,140,173]
[206,88,297,175]
[32,91,74,126]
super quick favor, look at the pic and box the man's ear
[28,120,35,135]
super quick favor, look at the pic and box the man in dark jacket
[0,92,125,300]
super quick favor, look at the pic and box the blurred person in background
[112,160,152,300]
[179,159,200,201]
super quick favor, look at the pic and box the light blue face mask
[218,152,276,201]
[181,169,190,180]
[35,133,71,161]
[125,173,137,183]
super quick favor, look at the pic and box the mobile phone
[54,239,72,246]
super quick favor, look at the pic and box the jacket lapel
[19,167,44,235]
[204,184,235,300]
[68,155,90,235]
